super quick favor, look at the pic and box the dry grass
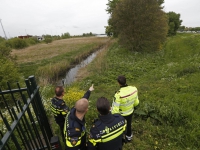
[11,37,109,63]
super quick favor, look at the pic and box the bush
[25,37,39,45]
[9,38,28,49]
[0,44,12,59]
[44,37,53,44]
[0,59,21,89]
[0,36,6,43]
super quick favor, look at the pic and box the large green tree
[107,0,168,52]
[167,11,182,36]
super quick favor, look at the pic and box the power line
[0,19,8,40]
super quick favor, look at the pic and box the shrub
[44,37,52,44]
[25,37,39,45]
[9,38,28,49]
[0,59,21,89]
[0,44,12,59]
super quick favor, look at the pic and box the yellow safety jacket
[111,85,139,116]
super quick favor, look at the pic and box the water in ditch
[62,50,101,85]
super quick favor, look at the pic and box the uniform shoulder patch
[75,128,80,131]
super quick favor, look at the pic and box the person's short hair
[55,86,64,97]
[75,98,88,113]
[117,75,126,85]
[96,97,110,115]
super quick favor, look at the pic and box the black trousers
[123,113,133,136]
[57,122,65,142]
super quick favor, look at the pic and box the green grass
[74,34,200,149]
[42,33,200,149]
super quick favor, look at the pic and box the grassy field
[23,33,200,150]
[11,37,110,85]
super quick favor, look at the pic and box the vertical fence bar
[18,101,36,149]
[0,131,10,150]
[0,90,26,149]
[0,111,21,150]
[6,82,20,112]
[17,82,39,149]
[25,79,46,149]
[7,82,31,149]
[11,108,31,150]
[27,78,50,148]
[29,76,53,139]
[0,88,15,122]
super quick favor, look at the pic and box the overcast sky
[0,0,199,38]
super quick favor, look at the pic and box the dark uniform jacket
[64,90,91,150]
[64,108,87,150]
[51,97,69,125]
[87,113,126,150]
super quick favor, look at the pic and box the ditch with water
[61,47,103,85]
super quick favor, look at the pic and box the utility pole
[0,19,8,40]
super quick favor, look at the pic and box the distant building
[35,36,45,40]
[18,35,32,39]
[18,35,45,40]
[95,34,107,37]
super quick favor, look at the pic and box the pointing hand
[89,84,94,91]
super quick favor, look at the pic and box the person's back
[87,97,126,150]
[112,85,138,116]
[64,106,87,150]
[51,86,69,141]
[111,75,139,142]
[64,84,94,150]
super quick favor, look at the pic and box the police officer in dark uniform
[51,86,69,141]
[87,97,126,150]
[64,84,94,150]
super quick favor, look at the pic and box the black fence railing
[0,76,53,150]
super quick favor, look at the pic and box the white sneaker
[125,134,133,142]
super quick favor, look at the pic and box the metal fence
[0,76,53,150]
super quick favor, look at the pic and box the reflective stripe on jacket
[51,97,69,123]
[87,113,126,150]
[111,85,139,116]
[64,108,86,149]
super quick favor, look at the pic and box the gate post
[28,75,53,139]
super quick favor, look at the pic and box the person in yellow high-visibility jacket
[111,75,139,142]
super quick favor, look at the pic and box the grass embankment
[11,37,110,85]
[66,33,199,150]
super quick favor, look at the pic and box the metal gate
[0,76,53,150]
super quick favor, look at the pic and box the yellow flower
[63,87,85,108]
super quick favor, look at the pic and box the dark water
[62,50,100,85]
